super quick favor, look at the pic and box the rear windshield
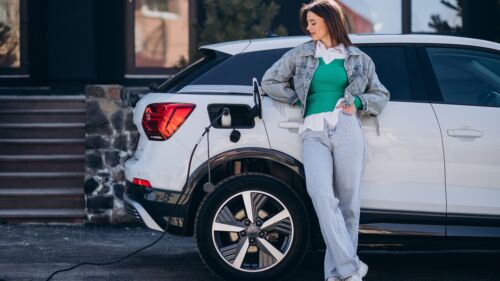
[190,48,291,87]
[157,48,291,93]
[157,49,229,93]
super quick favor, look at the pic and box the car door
[420,46,500,236]
[264,45,447,235]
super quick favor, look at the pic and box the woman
[261,1,389,280]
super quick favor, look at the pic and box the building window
[339,0,402,34]
[412,0,463,34]
[126,0,191,77]
[0,0,27,77]
[0,0,20,68]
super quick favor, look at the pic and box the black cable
[185,108,226,188]
[45,109,228,281]
[45,232,166,281]
[207,128,211,184]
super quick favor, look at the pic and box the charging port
[207,104,255,128]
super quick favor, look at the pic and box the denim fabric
[261,40,389,118]
[300,111,367,280]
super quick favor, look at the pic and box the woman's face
[306,11,330,44]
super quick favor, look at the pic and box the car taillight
[142,103,196,141]
[133,178,152,189]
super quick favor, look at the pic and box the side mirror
[251,77,263,119]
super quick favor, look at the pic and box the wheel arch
[182,147,317,237]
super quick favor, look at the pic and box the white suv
[124,35,500,281]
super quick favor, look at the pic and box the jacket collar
[300,40,362,57]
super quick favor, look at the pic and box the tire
[195,173,310,281]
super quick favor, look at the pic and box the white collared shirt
[315,41,346,64]
[298,41,347,135]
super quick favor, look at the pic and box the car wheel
[195,173,310,281]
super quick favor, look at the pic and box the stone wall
[84,85,141,224]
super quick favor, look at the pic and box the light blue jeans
[300,111,367,280]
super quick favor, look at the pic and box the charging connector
[221,107,231,127]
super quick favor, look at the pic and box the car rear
[123,42,273,233]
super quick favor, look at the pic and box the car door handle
[447,128,483,138]
[278,121,301,129]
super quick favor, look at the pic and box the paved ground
[0,223,499,281]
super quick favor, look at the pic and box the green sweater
[304,58,362,117]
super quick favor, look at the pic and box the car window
[158,49,229,93]
[190,48,291,87]
[426,47,500,107]
[186,45,414,101]
[359,46,413,101]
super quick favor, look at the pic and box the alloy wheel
[211,190,294,272]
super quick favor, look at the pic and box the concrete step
[0,123,85,139]
[0,155,85,172]
[0,194,85,209]
[0,95,85,110]
[0,94,87,224]
[0,109,86,123]
[0,208,85,223]
[0,139,85,155]
[0,172,85,188]
[0,187,84,197]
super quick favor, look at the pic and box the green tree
[428,0,464,33]
[199,0,287,46]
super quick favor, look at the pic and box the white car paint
[359,102,445,213]
[204,34,500,55]
[126,35,500,218]
[125,93,269,191]
[179,84,252,94]
[432,104,500,216]
[263,98,446,214]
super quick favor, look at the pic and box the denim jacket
[261,40,390,134]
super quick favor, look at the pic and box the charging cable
[188,107,229,193]
[45,107,229,281]
[45,232,166,281]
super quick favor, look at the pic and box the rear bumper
[124,181,187,234]
[123,194,164,232]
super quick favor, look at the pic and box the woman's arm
[261,49,299,105]
[357,55,390,116]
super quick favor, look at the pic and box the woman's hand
[336,101,356,115]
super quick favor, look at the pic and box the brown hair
[300,0,352,47]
